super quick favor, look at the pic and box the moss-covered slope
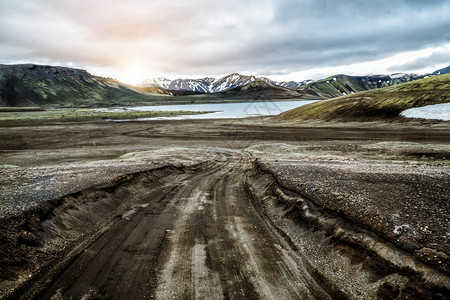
[0,64,171,107]
[275,73,450,121]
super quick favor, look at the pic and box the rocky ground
[0,118,449,299]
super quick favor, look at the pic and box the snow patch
[401,103,450,121]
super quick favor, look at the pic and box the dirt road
[18,150,328,299]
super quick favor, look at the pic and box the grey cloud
[0,0,449,78]
[388,51,450,72]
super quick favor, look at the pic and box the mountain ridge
[295,73,424,99]
[139,66,449,96]
[1,63,449,107]
[139,73,312,93]
[433,65,450,75]
[139,73,258,93]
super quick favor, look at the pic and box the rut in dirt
[7,151,330,299]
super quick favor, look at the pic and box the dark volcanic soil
[0,118,449,299]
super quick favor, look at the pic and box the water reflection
[104,100,318,120]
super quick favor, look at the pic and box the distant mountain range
[0,63,449,107]
[138,69,449,100]
[295,73,423,99]
[139,73,313,93]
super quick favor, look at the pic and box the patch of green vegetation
[0,107,45,112]
[119,152,136,159]
[0,109,211,126]
[276,74,450,122]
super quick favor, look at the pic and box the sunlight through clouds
[0,0,448,82]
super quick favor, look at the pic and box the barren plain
[0,118,449,299]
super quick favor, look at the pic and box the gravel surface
[1,118,449,299]
[246,143,450,272]
[0,148,223,219]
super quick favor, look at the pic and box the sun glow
[117,65,148,85]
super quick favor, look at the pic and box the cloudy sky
[1,0,449,83]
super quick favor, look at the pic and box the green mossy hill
[0,64,171,108]
[275,73,450,121]
[296,74,421,100]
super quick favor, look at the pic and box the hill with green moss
[0,64,172,107]
[275,73,450,121]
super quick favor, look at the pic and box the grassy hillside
[275,73,450,121]
[0,64,171,108]
[296,74,421,100]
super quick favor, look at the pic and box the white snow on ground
[400,103,450,121]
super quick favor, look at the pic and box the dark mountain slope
[0,64,169,107]
[433,65,450,75]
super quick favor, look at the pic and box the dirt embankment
[251,157,450,270]
[0,166,190,298]
[247,160,449,299]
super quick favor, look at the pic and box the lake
[103,100,318,120]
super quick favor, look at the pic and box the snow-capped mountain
[139,77,173,89]
[274,79,314,89]
[209,73,257,93]
[388,73,421,83]
[138,66,447,94]
[139,73,308,93]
